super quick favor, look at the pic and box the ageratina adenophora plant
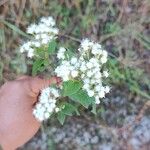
[19,16,110,124]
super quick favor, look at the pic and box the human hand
[0,76,61,150]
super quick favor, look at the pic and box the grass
[0,1,150,100]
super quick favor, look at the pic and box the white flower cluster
[19,16,59,58]
[33,87,60,122]
[55,39,110,104]
[55,47,79,81]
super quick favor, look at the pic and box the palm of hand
[0,76,59,150]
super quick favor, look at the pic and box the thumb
[30,76,61,96]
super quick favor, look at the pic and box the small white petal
[55,107,60,112]
[103,70,109,78]
[86,62,93,69]
[105,86,110,93]
[83,78,90,84]
[71,57,78,64]
[83,84,90,90]
[95,85,101,92]
[95,96,100,104]
[71,70,79,78]
[101,56,107,64]
[44,112,50,119]
[99,90,105,98]
[87,71,93,78]
[88,90,94,97]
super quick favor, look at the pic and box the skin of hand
[0,76,61,150]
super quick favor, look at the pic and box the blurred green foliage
[0,0,150,101]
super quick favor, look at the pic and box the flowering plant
[19,16,110,124]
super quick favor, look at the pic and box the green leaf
[0,20,30,38]
[57,111,66,125]
[61,103,79,116]
[66,49,75,58]
[32,59,44,76]
[48,40,57,54]
[91,102,97,115]
[63,80,82,96]
[69,90,94,108]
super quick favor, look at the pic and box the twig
[0,0,9,6]
[16,0,26,25]
[117,0,128,23]
[59,34,81,43]
[118,100,150,134]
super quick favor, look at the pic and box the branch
[0,0,9,6]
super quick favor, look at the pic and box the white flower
[81,73,85,78]
[27,24,37,34]
[87,70,93,78]
[80,39,91,51]
[27,48,34,58]
[95,85,101,92]
[33,41,41,47]
[90,79,95,84]
[71,57,78,64]
[102,50,108,57]
[35,34,40,40]
[20,47,25,53]
[101,50,108,64]
[71,70,79,78]
[20,16,59,58]
[55,107,60,112]
[44,112,50,119]
[89,58,98,65]
[80,39,94,53]
[41,33,48,39]
[57,53,65,60]
[51,89,60,98]
[42,38,49,44]
[86,62,93,69]
[63,76,70,81]
[99,90,105,98]
[33,87,60,122]
[55,38,110,106]
[92,43,102,55]
[95,96,100,104]
[22,41,32,50]
[51,28,59,34]
[57,47,66,59]
[87,90,94,97]
[101,56,107,64]
[103,70,109,78]
[83,78,90,84]
[83,84,90,90]
[80,64,87,72]
[104,86,110,93]
[94,72,102,79]
[59,47,66,53]
[41,16,56,27]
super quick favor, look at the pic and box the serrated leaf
[63,80,82,96]
[32,59,44,76]
[61,103,79,116]
[48,40,57,54]
[57,111,66,125]
[69,90,94,108]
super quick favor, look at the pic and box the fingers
[30,76,62,95]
